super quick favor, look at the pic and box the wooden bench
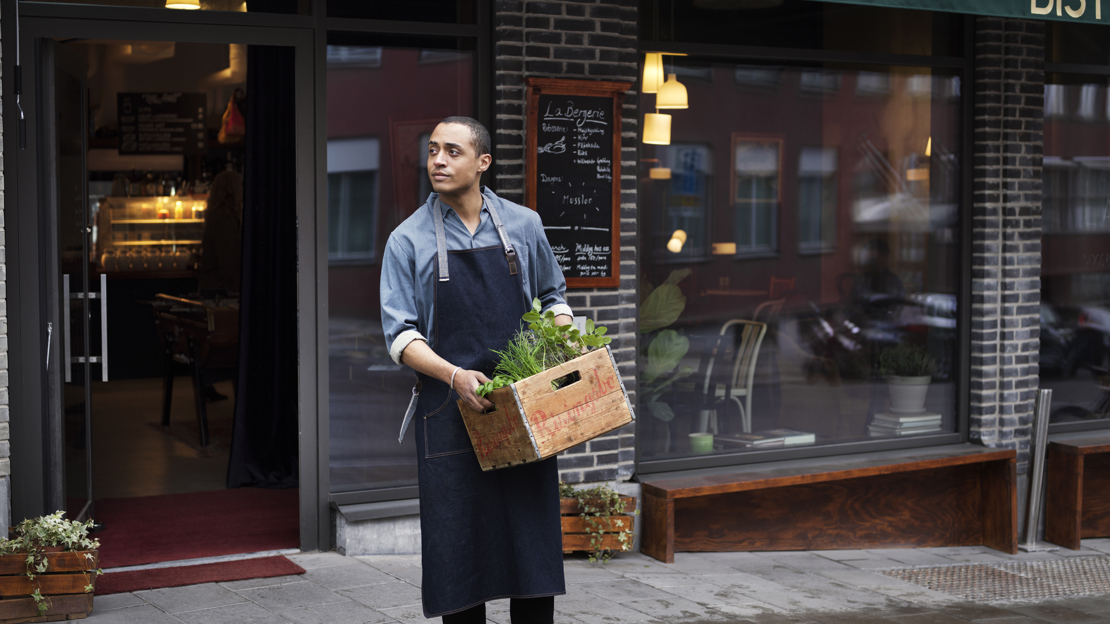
[1045,433,1110,550]
[641,444,1016,563]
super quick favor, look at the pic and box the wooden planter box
[0,551,97,623]
[459,346,635,471]
[561,496,636,553]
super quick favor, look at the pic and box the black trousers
[441,597,554,624]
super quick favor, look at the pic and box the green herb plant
[476,298,611,397]
[0,511,102,615]
[878,343,938,378]
[560,482,636,563]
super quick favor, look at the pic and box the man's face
[427,123,491,197]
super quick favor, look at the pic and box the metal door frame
[2,6,322,551]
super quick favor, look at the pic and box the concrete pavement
[86,542,1110,623]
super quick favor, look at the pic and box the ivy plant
[560,482,636,563]
[0,511,102,615]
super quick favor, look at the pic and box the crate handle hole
[551,370,581,391]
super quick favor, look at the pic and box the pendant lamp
[656,74,688,109]
[649,166,672,180]
[166,0,201,7]
[667,229,687,253]
[643,113,671,145]
[643,53,665,94]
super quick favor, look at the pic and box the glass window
[798,147,838,254]
[1041,73,1110,427]
[327,41,474,494]
[639,60,962,462]
[23,0,306,14]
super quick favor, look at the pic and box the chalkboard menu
[526,78,630,289]
[118,93,206,155]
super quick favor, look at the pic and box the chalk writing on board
[534,92,615,280]
[118,92,206,155]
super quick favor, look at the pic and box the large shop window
[326,39,474,494]
[638,59,962,463]
[1041,71,1110,426]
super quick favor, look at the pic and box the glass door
[40,38,99,522]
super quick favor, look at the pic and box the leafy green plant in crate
[639,269,696,446]
[477,298,612,397]
[0,511,102,615]
[560,482,637,563]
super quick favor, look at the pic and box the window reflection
[327,43,473,493]
[1041,75,1110,426]
[639,61,961,460]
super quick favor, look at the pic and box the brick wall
[493,0,639,484]
[970,17,1045,473]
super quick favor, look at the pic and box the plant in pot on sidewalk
[878,343,938,413]
[559,482,637,563]
[0,511,101,618]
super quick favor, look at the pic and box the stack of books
[868,412,942,437]
[717,433,784,448]
[717,428,816,448]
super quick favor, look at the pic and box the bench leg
[642,491,674,563]
[981,457,1018,554]
[1045,448,1083,550]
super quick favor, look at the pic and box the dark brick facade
[493,0,640,483]
[970,17,1045,473]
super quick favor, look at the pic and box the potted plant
[559,483,637,563]
[878,343,938,413]
[0,511,101,620]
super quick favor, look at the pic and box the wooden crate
[459,346,634,471]
[561,496,636,553]
[0,551,97,624]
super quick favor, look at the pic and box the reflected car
[1040,303,1110,378]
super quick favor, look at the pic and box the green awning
[821,0,1107,25]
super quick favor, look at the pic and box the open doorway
[41,36,300,569]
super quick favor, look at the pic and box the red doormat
[94,488,299,569]
[95,555,306,595]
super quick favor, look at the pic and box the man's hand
[400,340,496,412]
[452,368,494,412]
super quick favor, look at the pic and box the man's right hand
[452,368,495,412]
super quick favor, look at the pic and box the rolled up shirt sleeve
[380,233,427,365]
[531,212,573,319]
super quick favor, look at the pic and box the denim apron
[414,200,566,618]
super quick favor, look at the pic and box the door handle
[99,274,108,382]
[63,274,71,383]
[64,273,109,383]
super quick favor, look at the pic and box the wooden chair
[700,319,767,433]
[769,275,795,300]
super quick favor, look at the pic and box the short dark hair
[440,116,491,157]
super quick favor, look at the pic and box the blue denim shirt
[381,187,572,364]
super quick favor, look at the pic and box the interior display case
[97,196,206,273]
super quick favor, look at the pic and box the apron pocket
[424,394,475,458]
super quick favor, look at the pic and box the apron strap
[485,198,519,276]
[433,199,451,282]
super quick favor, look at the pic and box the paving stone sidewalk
[87,540,1110,623]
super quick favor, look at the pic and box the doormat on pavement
[96,555,305,595]
[881,556,1110,603]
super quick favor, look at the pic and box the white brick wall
[970,17,1045,473]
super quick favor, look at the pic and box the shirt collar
[436,195,489,221]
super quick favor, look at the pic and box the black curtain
[227,45,299,488]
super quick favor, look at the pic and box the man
[380,117,571,623]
